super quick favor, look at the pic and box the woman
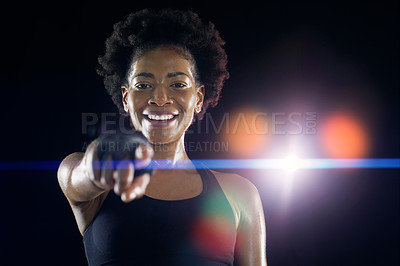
[58,9,267,266]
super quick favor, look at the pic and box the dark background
[0,2,398,266]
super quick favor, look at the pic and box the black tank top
[82,165,237,266]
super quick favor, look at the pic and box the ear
[121,85,129,112]
[195,85,205,114]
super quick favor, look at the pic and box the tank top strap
[194,162,221,193]
[194,161,235,216]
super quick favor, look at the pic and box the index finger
[133,144,154,177]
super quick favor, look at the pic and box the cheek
[128,93,146,110]
[177,91,197,112]
[177,93,198,127]
[127,94,147,127]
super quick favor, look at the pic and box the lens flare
[319,112,369,158]
[190,191,236,257]
[190,215,236,257]
[281,155,303,172]
[222,107,269,157]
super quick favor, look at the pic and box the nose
[148,84,173,106]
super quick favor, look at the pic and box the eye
[135,83,152,90]
[171,82,187,89]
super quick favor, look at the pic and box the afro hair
[96,8,229,120]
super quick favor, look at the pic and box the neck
[151,135,193,169]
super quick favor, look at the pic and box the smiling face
[122,46,204,145]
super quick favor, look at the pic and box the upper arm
[234,178,267,266]
[58,151,108,235]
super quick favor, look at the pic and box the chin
[142,130,181,146]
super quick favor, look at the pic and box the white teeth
[147,114,174,120]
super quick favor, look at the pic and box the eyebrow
[132,72,190,79]
[166,72,190,78]
[133,72,154,79]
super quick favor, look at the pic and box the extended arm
[57,138,152,234]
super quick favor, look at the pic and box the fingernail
[114,184,119,194]
[133,187,142,195]
[121,192,128,202]
[129,191,137,200]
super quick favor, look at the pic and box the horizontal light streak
[0,158,399,170]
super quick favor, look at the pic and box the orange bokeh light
[222,108,269,157]
[319,112,369,158]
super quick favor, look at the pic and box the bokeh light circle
[319,112,369,158]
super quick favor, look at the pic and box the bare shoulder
[57,152,85,192]
[57,138,98,188]
[210,170,260,199]
[210,170,263,227]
